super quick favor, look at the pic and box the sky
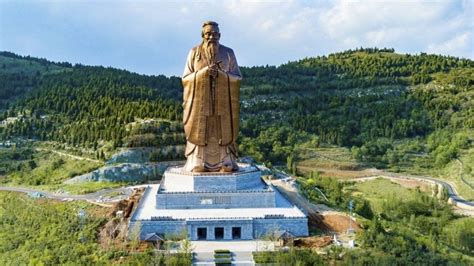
[0,0,472,76]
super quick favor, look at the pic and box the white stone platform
[134,184,306,220]
[129,164,309,240]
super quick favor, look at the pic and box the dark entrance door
[232,227,241,239]
[214,227,224,240]
[197,227,207,240]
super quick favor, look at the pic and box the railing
[158,187,274,194]
[137,215,306,222]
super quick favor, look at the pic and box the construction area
[98,187,147,250]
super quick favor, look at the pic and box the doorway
[197,227,207,240]
[214,227,224,240]
[232,227,241,239]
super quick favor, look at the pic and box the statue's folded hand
[209,63,219,78]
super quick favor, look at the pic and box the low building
[129,164,308,241]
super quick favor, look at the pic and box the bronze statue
[182,21,241,173]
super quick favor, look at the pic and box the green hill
[0,52,184,152]
[1,48,473,176]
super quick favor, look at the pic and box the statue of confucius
[182,21,241,173]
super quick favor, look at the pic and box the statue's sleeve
[227,49,242,79]
[215,48,241,145]
[182,48,209,146]
[182,49,195,79]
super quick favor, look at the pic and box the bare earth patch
[294,235,333,248]
[308,212,362,234]
[99,187,145,250]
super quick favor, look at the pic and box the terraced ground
[296,145,474,201]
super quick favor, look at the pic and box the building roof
[274,230,295,240]
[143,233,164,242]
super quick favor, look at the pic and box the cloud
[0,0,471,76]
[319,0,473,56]
[428,32,472,58]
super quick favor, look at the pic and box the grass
[0,145,126,195]
[40,181,127,195]
[0,191,109,264]
[350,178,426,213]
[5,149,102,186]
[442,217,474,255]
[103,190,124,198]
[439,155,474,201]
[252,251,276,263]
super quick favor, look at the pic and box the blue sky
[0,0,472,76]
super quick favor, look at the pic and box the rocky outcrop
[64,162,179,184]
[106,147,184,165]
[107,148,155,164]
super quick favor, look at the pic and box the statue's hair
[202,21,219,28]
[201,21,220,38]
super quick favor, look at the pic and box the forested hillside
[239,48,473,170]
[0,52,184,152]
[0,52,69,109]
[1,48,473,172]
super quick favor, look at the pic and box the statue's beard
[204,41,219,62]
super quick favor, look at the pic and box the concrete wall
[131,217,308,240]
[253,218,309,238]
[193,171,262,191]
[187,219,254,240]
[130,219,187,239]
[156,190,276,209]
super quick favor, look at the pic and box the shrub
[214,249,230,254]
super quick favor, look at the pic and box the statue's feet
[192,166,207,172]
[220,164,234,173]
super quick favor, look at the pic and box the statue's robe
[182,44,241,172]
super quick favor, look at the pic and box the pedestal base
[129,164,309,240]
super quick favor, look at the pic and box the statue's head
[201,21,220,45]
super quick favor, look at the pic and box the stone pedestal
[130,163,309,241]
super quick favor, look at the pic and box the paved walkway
[191,240,274,265]
[191,240,274,252]
[271,179,333,215]
[193,252,254,265]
